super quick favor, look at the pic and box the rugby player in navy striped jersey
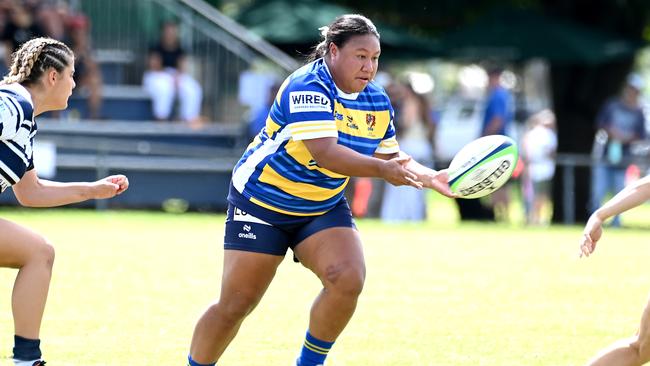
[187,15,454,366]
[0,37,129,366]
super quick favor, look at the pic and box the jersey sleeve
[0,91,35,189]
[375,101,400,154]
[0,94,22,140]
[279,77,338,141]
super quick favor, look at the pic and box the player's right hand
[380,156,423,189]
[579,214,603,258]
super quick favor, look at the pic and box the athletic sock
[13,335,42,365]
[296,331,334,366]
[187,354,215,366]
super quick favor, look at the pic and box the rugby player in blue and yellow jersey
[188,14,454,366]
[0,37,129,366]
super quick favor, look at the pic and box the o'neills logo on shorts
[238,223,257,239]
[459,160,511,196]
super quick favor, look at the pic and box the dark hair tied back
[307,14,379,62]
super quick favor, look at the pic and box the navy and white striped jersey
[229,58,399,216]
[0,83,36,193]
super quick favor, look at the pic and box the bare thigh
[0,218,50,269]
[293,227,365,285]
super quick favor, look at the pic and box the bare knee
[16,236,55,270]
[321,261,366,298]
[33,238,55,269]
[211,291,263,324]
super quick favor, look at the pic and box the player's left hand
[424,169,457,198]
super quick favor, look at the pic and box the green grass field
[0,203,650,366]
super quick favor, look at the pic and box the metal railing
[73,0,298,122]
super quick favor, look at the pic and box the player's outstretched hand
[92,175,129,199]
[580,214,603,258]
[425,169,457,198]
[381,156,423,189]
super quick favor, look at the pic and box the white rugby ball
[447,135,518,199]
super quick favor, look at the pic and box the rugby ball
[447,135,518,199]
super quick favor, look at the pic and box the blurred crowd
[0,0,102,118]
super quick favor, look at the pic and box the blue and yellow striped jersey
[230,59,399,216]
[0,83,36,193]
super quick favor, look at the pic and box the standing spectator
[381,76,435,221]
[247,81,280,141]
[143,20,203,123]
[481,65,514,221]
[522,109,557,225]
[590,73,646,227]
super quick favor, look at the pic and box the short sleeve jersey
[0,83,37,193]
[229,58,399,216]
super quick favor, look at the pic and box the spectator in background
[143,20,203,123]
[35,1,68,41]
[65,13,103,119]
[522,109,557,225]
[1,2,46,66]
[247,81,280,141]
[481,65,514,221]
[381,75,435,221]
[590,73,646,227]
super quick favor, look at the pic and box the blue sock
[13,335,41,361]
[297,331,334,366]
[187,354,215,366]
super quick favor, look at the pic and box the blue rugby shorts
[223,198,356,256]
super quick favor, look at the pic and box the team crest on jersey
[366,113,376,131]
[289,91,331,113]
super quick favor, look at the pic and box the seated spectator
[1,2,46,67]
[143,20,203,123]
[66,13,103,119]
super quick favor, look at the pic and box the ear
[46,68,58,86]
[328,42,338,59]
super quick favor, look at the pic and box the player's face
[330,34,380,93]
[51,63,76,110]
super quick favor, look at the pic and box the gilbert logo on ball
[447,135,518,199]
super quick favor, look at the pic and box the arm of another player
[12,170,129,208]
[303,137,422,188]
[376,151,456,198]
[580,174,650,257]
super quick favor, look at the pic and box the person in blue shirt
[0,37,129,366]
[481,66,513,137]
[187,14,455,366]
[246,82,281,141]
[590,74,646,227]
[482,65,514,221]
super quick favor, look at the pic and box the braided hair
[307,14,380,62]
[0,37,73,86]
